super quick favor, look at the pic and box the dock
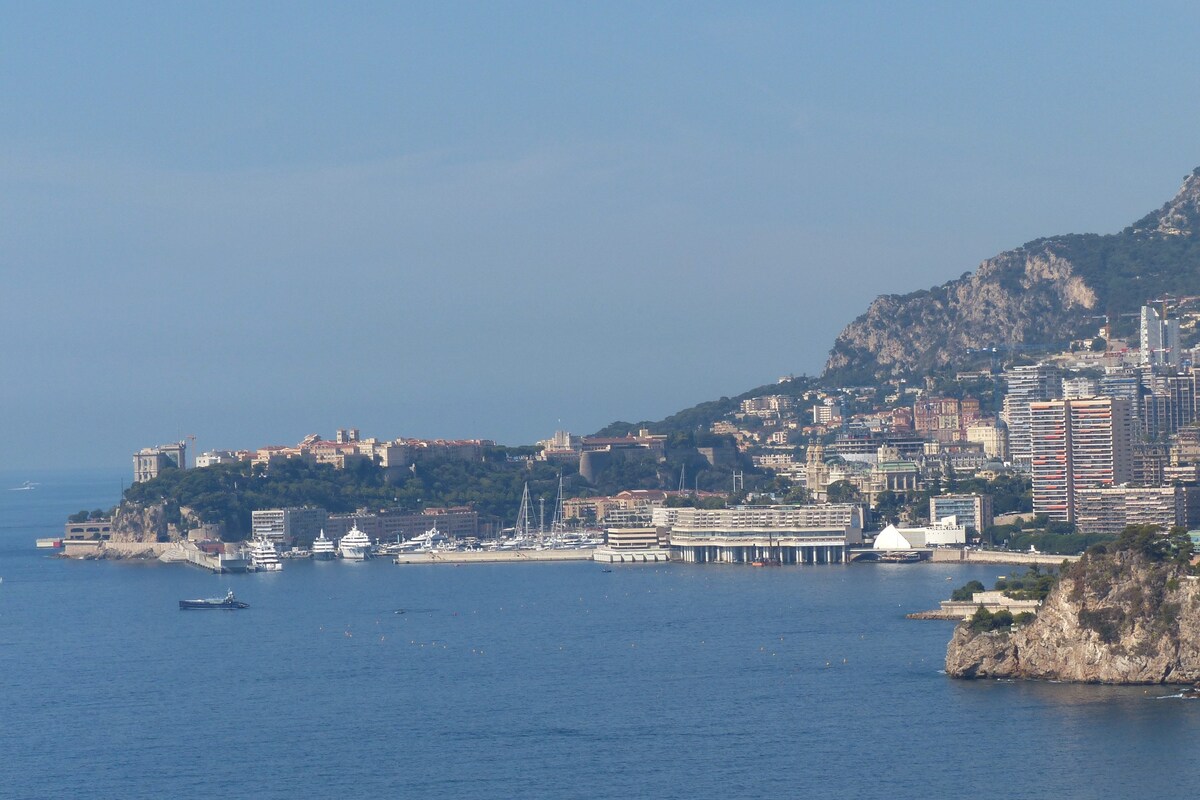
[159,542,253,572]
[392,549,594,565]
[908,590,1043,620]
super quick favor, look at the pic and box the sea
[2,469,1199,800]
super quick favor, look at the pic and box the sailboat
[509,482,537,549]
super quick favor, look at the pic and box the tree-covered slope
[594,376,815,437]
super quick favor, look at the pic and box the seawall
[930,549,1079,567]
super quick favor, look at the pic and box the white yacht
[250,537,282,572]
[338,524,372,561]
[311,529,337,560]
[397,525,451,553]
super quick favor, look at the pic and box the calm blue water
[2,469,1198,799]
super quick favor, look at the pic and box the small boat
[179,590,249,610]
[878,551,921,563]
[751,531,783,566]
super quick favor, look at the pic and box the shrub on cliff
[1063,524,1195,644]
[995,567,1058,601]
[968,607,1014,633]
[1109,525,1194,566]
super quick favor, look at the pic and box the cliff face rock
[110,502,169,543]
[824,169,1200,383]
[946,550,1200,684]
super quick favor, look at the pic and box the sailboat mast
[515,482,535,540]
[551,471,565,538]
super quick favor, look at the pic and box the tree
[826,480,861,504]
[951,580,985,601]
[872,489,903,527]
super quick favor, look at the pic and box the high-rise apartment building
[1030,397,1133,523]
[1001,364,1061,465]
[1141,305,1181,367]
[1098,368,1143,424]
[1141,372,1196,440]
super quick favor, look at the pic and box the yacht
[180,589,249,610]
[338,524,372,561]
[250,537,282,572]
[397,526,451,553]
[312,529,337,560]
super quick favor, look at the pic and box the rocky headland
[946,529,1200,684]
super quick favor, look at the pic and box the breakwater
[391,549,594,565]
[930,548,1079,567]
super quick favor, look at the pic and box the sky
[5,2,1200,470]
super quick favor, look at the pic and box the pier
[392,549,594,565]
[159,542,252,572]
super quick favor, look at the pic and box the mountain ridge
[823,168,1200,383]
[595,168,1200,437]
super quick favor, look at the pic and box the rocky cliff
[824,168,1200,383]
[946,547,1200,684]
[110,501,169,543]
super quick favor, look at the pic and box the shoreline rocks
[946,548,1200,684]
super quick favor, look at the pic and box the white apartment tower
[1140,305,1181,367]
[1001,364,1062,466]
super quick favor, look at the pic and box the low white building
[872,516,967,550]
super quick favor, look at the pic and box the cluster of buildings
[134,428,498,483]
[127,301,1200,550]
[535,429,739,481]
[670,302,1200,540]
[992,304,1200,533]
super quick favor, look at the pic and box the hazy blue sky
[5,2,1200,470]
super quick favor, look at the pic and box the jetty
[392,549,594,565]
[908,590,1042,620]
[930,549,1079,567]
